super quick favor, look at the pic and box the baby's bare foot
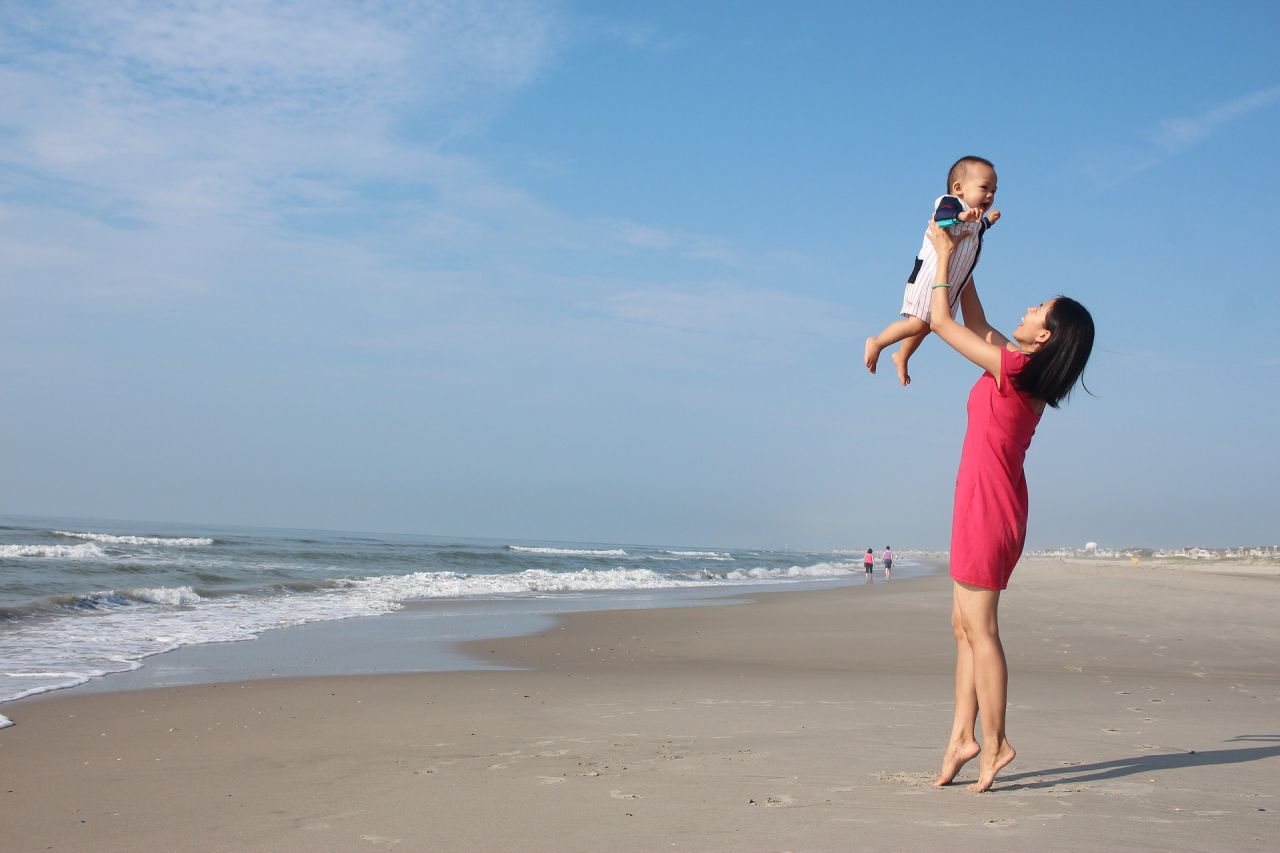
[931,740,980,787]
[891,350,911,386]
[967,740,1015,793]
[864,337,881,374]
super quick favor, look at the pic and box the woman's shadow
[998,735,1280,791]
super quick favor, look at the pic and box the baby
[864,156,1001,385]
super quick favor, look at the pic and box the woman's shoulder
[1000,347,1045,415]
[1000,346,1032,376]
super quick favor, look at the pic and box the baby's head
[946,156,997,213]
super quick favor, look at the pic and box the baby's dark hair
[1013,296,1095,408]
[947,155,996,191]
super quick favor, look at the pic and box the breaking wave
[506,545,629,557]
[53,531,214,547]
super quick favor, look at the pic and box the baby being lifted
[864,156,1001,385]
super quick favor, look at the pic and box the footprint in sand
[984,818,1017,828]
[747,795,795,807]
[876,771,935,787]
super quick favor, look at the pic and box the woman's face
[1014,298,1056,347]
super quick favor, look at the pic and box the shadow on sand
[999,735,1280,791]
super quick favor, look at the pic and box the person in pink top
[922,220,1095,793]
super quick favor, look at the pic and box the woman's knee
[954,582,1000,633]
[959,610,999,644]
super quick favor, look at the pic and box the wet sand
[1,558,1276,851]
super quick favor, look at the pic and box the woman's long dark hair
[1013,296,1094,408]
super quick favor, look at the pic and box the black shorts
[865,564,873,573]
[884,559,892,569]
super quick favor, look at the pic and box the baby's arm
[933,195,967,228]
[937,196,1001,229]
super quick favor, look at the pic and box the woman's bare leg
[954,581,1015,792]
[933,585,981,786]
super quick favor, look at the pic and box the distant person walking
[923,220,1094,793]
[883,546,894,579]
[863,548,874,578]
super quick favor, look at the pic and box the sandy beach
[2,557,1276,852]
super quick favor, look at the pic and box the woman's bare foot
[967,740,1015,793]
[931,740,981,787]
[891,350,911,386]
[864,337,882,374]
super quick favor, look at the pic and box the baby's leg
[865,316,928,374]
[891,331,929,386]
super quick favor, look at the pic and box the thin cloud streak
[1152,85,1280,153]
[1085,85,1280,187]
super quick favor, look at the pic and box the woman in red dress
[923,221,1095,792]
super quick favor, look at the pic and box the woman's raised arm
[959,281,1012,349]
[926,222,1005,380]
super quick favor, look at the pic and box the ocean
[0,515,930,726]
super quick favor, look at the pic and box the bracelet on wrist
[932,283,952,289]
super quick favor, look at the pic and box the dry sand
[1,558,1276,852]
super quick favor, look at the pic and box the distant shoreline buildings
[1029,543,1280,560]
[878,544,1280,561]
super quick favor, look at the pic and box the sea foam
[0,543,106,559]
[663,550,733,560]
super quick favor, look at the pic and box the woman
[923,220,1094,793]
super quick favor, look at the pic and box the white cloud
[3,0,552,109]
[0,2,560,197]
[0,0,838,384]
[0,1,565,296]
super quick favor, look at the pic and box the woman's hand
[926,219,960,260]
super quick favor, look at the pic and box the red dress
[950,348,1041,590]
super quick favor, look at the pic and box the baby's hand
[957,208,982,223]
[986,209,1001,225]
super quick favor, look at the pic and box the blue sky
[2,0,1277,550]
